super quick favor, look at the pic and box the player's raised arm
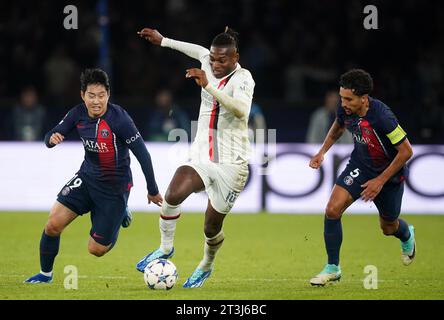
[138,27,209,62]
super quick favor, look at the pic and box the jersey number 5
[350,168,361,178]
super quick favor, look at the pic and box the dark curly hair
[339,69,373,96]
[80,68,110,93]
[211,26,239,52]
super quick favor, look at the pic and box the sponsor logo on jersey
[125,132,141,144]
[352,133,373,146]
[81,137,109,153]
[344,176,354,186]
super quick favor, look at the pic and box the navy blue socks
[393,218,411,242]
[39,230,60,273]
[324,216,343,266]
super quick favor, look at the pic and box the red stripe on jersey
[209,98,220,162]
[209,77,233,162]
[96,120,116,174]
[359,119,390,170]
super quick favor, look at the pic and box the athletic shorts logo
[101,129,109,138]
[92,232,104,239]
[61,186,71,196]
[363,127,372,135]
[344,176,354,186]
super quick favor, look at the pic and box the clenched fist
[137,28,163,46]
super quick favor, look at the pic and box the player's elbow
[403,144,413,161]
[234,109,247,120]
[233,103,248,120]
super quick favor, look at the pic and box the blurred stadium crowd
[0,0,443,143]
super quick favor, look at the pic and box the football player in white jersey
[135,27,255,288]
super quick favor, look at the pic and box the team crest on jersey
[344,176,354,186]
[101,129,109,138]
[61,186,71,196]
[363,127,372,135]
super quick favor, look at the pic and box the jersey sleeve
[44,108,77,148]
[113,110,141,143]
[161,37,209,63]
[115,110,159,195]
[204,69,255,119]
[232,70,255,108]
[378,106,407,146]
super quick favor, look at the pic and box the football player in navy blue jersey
[25,69,163,284]
[308,69,416,286]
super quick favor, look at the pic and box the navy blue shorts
[336,161,404,221]
[56,173,130,246]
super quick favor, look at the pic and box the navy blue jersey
[45,103,158,195]
[337,97,408,182]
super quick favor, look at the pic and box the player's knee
[165,189,184,206]
[45,221,63,236]
[88,244,108,257]
[325,204,342,220]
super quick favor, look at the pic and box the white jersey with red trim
[191,57,255,165]
[160,37,255,165]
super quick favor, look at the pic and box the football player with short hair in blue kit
[308,69,416,286]
[25,69,163,284]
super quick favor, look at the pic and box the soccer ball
[143,258,178,290]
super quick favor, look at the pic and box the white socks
[159,200,181,254]
[40,270,53,277]
[198,231,225,272]
[159,200,225,272]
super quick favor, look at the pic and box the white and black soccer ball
[143,258,178,290]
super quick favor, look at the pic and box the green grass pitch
[1,212,443,300]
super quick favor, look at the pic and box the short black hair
[211,27,239,52]
[80,68,110,93]
[339,69,373,96]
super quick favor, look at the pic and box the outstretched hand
[185,68,209,87]
[137,28,163,46]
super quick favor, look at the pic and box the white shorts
[184,161,249,214]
